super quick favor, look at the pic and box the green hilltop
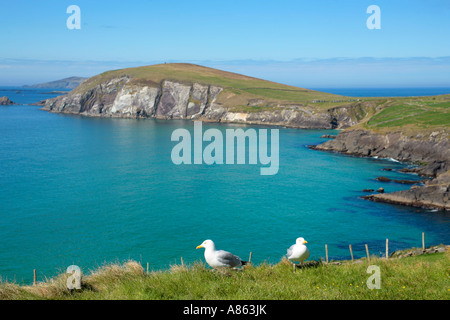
[71,63,450,134]
[74,63,346,108]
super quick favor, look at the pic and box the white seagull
[287,237,310,269]
[196,239,247,269]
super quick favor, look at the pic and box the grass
[69,63,450,132]
[1,251,448,300]
[367,104,450,129]
[67,63,450,136]
[72,63,345,108]
[354,96,450,135]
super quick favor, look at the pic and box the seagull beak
[196,245,203,249]
[303,241,308,244]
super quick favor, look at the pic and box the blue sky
[1,0,449,87]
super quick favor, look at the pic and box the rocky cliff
[363,171,450,211]
[313,129,450,210]
[42,76,373,129]
[313,129,450,176]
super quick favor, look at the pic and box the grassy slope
[358,95,450,135]
[73,63,450,133]
[1,251,448,300]
[73,63,346,109]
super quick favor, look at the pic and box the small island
[0,96,16,105]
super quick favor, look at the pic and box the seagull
[287,237,310,271]
[196,239,247,269]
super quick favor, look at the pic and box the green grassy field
[1,251,448,300]
[366,100,450,130]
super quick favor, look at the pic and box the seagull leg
[292,262,296,273]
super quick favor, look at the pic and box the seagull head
[296,237,307,245]
[196,239,215,250]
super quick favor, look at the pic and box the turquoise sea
[0,87,449,284]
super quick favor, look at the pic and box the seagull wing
[287,244,295,259]
[215,250,242,268]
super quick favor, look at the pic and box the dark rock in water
[376,176,391,182]
[377,187,385,193]
[320,134,337,139]
[30,100,48,106]
[0,96,16,105]
[393,179,421,185]
[364,171,450,211]
[363,189,374,192]
[382,168,393,171]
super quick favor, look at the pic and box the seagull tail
[241,260,248,266]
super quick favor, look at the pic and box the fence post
[33,269,37,286]
[325,244,329,263]
[422,232,425,251]
[386,239,389,260]
[349,244,354,262]
[248,252,252,264]
[365,244,370,263]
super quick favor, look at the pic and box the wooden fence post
[146,262,149,274]
[248,252,252,264]
[386,239,389,260]
[365,244,370,263]
[33,269,37,286]
[349,244,354,262]
[325,244,329,263]
[422,232,425,251]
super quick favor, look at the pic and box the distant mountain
[23,76,88,89]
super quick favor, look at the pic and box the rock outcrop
[312,129,450,211]
[42,77,374,130]
[390,245,448,258]
[363,171,450,211]
[0,96,16,105]
[312,129,450,176]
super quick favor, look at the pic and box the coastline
[34,66,450,212]
[311,129,450,211]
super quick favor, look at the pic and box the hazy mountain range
[23,76,87,89]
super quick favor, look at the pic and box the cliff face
[42,77,372,129]
[313,129,450,210]
[363,171,450,211]
[313,129,450,176]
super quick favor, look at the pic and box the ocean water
[0,87,449,284]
